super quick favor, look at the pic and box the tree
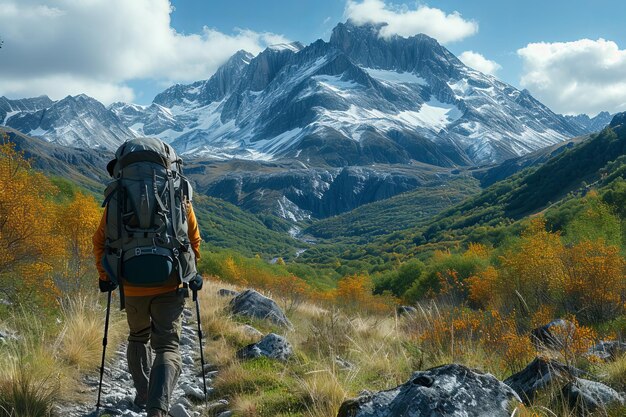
[0,140,63,305]
[53,192,102,293]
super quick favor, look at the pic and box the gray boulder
[236,333,293,361]
[229,289,292,328]
[563,378,625,413]
[169,403,192,417]
[531,319,575,351]
[397,306,418,316]
[218,288,240,297]
[336,364,520,417]
[587,340,626,361]
[504,357,585,403]
[0,329,17,344]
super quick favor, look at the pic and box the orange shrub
[561,239,625,323]
[336,274,396,314]
[499,217,566,312]
[466,266,499,309]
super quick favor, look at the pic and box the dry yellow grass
[296,369,346,417]
[0,292,126,414]
[164,277,626,417]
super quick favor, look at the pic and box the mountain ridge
[1,21,611,166]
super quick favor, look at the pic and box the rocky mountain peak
[609,111,626,129]
[329,21,461,76]
[153,49,255,109]
[0,95,55,124]
[5,93,134,150]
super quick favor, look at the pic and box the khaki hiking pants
[125,290,185,412]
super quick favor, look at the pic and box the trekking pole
[96,289,112,412]
[193,289,208,407]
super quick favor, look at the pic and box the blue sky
[1,0,625,115]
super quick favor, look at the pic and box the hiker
[92,137,203,417]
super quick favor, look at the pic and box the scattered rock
[562,378,625,413]
[0,329,17,344]
[229,289,292,328]
[182,382,206,401]
[175,397,192,408]
[396,305,417,316]
[335,356,355,370]
[207,399,229,414]
[531,319,575,351]
[336,364,520,417]
[217,412,233,417]
[236,333,293,361]
[180,333,195,346]
[241,324,263,339]
[168,403,192,417]
[504,357,585,403]
[587,340,626,361]
[218,288,240,297]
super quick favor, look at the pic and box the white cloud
[518,38,626,115]
[459,51,501,75]
[344,0,478,43]
[0,0,289,104]
[0,75,136,104]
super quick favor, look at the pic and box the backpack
[101,137,197,291]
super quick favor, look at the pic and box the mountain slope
[303,175,480,242]
[113,21,585,167]
[0,126,111,191]
[4,94,135,150]
[0,96,54,124]
[191,160,462,219]
[300,112,626,269]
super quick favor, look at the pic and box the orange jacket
[92,203,201,297]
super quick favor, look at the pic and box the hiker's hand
[99,279,117,293]
[189,274,203,292]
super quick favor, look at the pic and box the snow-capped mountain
[108,22,587,166]
[0,22,606,166]
[1,96,54,124]
[2,94,135,149]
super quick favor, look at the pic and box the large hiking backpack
[101,137,197,289]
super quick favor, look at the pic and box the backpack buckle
[135,247,142,256]
[151,247,157,254]
[173,248,179,257]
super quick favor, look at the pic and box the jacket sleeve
[187,203,202,260]
[92,208,108,281]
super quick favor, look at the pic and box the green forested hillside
[303,176,480,242]
[193,194,305,259]
[297,120,626,274]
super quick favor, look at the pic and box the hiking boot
[147,408,167,417]
[132,393,147,410]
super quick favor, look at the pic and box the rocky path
[57,308,232,417]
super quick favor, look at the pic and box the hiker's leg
[146,290,184,412]
[125,295,152,406]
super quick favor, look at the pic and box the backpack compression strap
[118,150,172,171]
